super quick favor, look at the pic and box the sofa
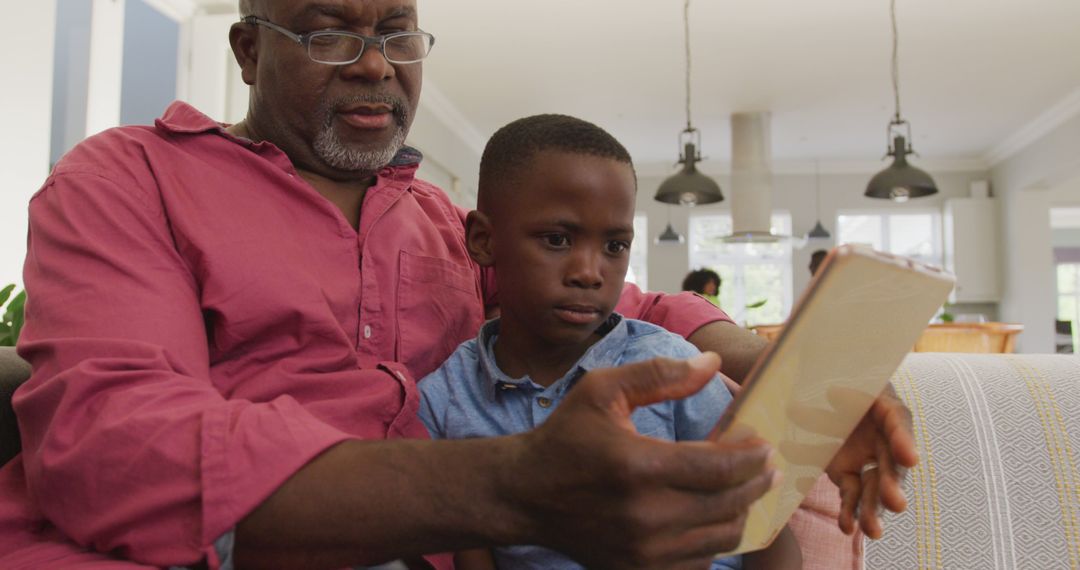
[862,352,1080,570]
[0,347,1077,568]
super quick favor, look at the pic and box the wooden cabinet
[944,198,1001,302]
[914,323,1023,353]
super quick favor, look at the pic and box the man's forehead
[252,0,418,19]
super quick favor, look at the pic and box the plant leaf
[7,291,25,344]
[0,284,13,308]
[745,299,768,309]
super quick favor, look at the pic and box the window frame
[835,208,943,267]
[688,212,794,326]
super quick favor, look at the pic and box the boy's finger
[836,473,861,535]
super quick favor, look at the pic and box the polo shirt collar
[476,313,629,400]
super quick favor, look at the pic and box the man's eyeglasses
[242,16,435,65]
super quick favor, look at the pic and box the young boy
[418,114,801,569]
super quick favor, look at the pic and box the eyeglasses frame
[241,16,435,65]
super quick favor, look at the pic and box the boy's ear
[465,210,495,267]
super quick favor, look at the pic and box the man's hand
[502,352,777,569]
[825,383,918,539]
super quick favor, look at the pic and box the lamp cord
[815,160,822,219]
[684,0,693,131]
[890,0,902,122]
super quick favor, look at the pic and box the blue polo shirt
[418,314,740,570]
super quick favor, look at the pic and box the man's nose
[565,249,604,289]
[340,44,395,82]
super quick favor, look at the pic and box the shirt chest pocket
[396,251,485,379]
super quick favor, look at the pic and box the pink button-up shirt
[0,102,730,568]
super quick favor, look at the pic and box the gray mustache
[326,94,409,127]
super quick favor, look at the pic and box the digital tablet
[712,244,955,556]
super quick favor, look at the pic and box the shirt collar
[476,313,629,400]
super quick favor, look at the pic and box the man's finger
[653,514,752,565]
[634,438,774,493]
[592,352,722,415]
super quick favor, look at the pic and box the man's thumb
[609,352,721,412]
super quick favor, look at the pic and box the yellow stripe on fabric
[902,365,943,569]
[891,367,923,569]
[1022,359,1080,570]
[895,365,933,569]
[1013,358,1080,570]
[1038,370,1080,570]
[1035,362,1080,569]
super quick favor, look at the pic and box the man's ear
[465,210,495,267]
[229,22,259,86]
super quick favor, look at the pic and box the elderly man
[0,0,916,568]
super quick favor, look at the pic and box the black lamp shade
[807,220,831,239]
[656,222,685,244]
[655,143,724,205]
[865,135,938,202]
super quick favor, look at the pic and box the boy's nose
[565,250,603,289]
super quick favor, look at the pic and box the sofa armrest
[865,353,1080,569]
[0,347,31,466]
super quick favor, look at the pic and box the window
[626,214,648,291]
[836,210,942,267]
[1058,263,1080,353]
[689,213,793,326]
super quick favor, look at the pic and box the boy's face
[476,150,637,349]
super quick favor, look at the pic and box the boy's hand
[503,352,777,569]
[825,383,918,539]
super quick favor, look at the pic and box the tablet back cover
[715,245,955,555]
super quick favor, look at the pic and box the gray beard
[313,95,410,173]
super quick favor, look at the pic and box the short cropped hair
[809,249,828,276]
[681,269,721,294]
[478,114,635,209]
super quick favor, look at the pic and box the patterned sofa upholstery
[864,353,1080,570]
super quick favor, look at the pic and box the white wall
[409,82,484,207]
[50,0,92,165]
[1,0,58,290]
[184,12,244,123]
[85,0,126,137]
[121,0,180,126]
[991,112,1080,353]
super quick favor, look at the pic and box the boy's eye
[606,240,630,254]
[542,234,570,248]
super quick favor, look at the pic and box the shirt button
[537,397,553,408]
[363,325,372,339]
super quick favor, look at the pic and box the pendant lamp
[865,0,938,202]
[655,0,723,206]
[807,160,831,239]
[655,207,686,244]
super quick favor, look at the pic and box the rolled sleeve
[615,283,733,339]
[16,172,361,566]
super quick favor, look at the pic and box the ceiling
[415,0,1080,171]
[190,0,1080,172]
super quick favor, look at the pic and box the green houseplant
[0,284,26,347]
